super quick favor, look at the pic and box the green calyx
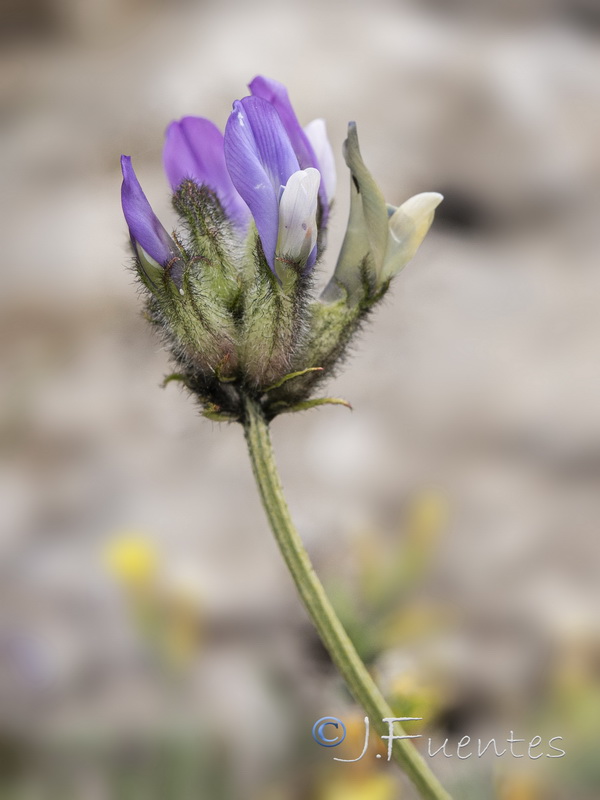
[133,180,317,421]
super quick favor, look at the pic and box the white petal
[304,118,336,204]
[277,168,320,265]
[381,192,443,280]
[136,243,164,289]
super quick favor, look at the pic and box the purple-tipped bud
[163,117,250,229]
[120,155,177,269]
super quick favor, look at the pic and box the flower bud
[322,124,442,308]
[277,168,320,268]
[322,122,388,304]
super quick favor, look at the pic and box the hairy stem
[242,396,452,800]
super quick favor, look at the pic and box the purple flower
[120,78,443,419]
[121,76,336,279]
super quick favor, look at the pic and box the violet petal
[249,76,317,170]
[120,155,175,267]
[163,117,249,227]
[249,76,330,222]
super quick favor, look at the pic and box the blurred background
[1,0,600,797]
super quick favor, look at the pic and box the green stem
[242,397,452,800]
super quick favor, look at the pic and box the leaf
[202,411,238,422]
[202,403,238,422]
[277,396,352,414]
[161,373,189,388]
[264,366,323,392]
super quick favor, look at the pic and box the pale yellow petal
[381,192,443,281]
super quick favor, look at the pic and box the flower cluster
[121,76,441,421]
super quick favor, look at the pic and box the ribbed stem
[242,397,452,800]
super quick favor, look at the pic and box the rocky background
[1,0,599,798]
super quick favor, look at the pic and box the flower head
[120,77,441,421]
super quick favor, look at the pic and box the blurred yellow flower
[319,772,398,800]
[105,532,158,587]
[389,671,443,724]
[104,531,205,670]
[496,772,542,800]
